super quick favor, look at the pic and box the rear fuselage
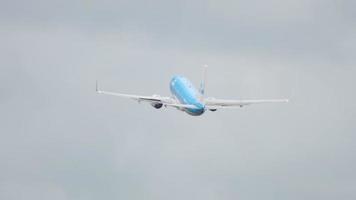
[170,76,205,116]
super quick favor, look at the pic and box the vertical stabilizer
[199,65,208,97]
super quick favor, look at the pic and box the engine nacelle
[209,109,217,112]
[151,103,163,109]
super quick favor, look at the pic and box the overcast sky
[1,0,356,200]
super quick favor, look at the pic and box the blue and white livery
[96,66,288,116]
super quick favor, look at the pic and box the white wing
[96,82,197,109]
[205,98,289,109]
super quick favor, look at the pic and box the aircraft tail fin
[199,65,208,97]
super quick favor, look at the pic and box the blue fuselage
[170,76,205,116]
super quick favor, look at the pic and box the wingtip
[95,80,100,93]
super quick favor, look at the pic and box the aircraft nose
[170,76,179,85]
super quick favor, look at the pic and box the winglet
[96,80,101,93]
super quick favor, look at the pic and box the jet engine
[151,102,163,109]
[209,109,217,112]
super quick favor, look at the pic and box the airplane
[96,66,288,116]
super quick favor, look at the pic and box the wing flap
[205,98,289,108]
[97,90,173,102]
[97,87,197,109]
